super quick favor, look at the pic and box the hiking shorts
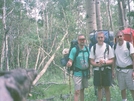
[116,69,134,90]
[73,76,88,90]
[93,68,112,87]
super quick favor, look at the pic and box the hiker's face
[116,32,124,43]
[97,33,105,44]
[78,36,86,46]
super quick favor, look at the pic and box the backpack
[89,30,114,49]
[60,40,89,71]
[89,30,114,56]
[60,40,78,67]
[122,28,134,46]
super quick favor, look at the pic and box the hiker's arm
[131,53,134,69]
[66,59,73,67]
[104,58,114,66]
[131,53,134,79]
[111,58,115,78]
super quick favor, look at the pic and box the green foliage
[28,75,133,101]
[29,84,70,100]
[127,11,134,17]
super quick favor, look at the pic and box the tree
[96,0,102,30]
[117,0,126,29]
[85,0,97,34]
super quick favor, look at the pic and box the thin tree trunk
[122,0,128,27]
[85,0,97,33]
[127,0,131,25]
[1,41,5,70]
[103,0,110,29]
[34,48,41,70]
[1,0,9,70]
[96,0,102,30]
[25,46,31,69]
[107,0,113,30]
[5,35,9,70]
[117,0,125,29]
[17,45,20,67]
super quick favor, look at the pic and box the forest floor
[28,74,133,101]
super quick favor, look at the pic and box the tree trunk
[1,41,5,70]
[107,0,113,30]
[96,0,102,30]
[85,0,97,33]
[34,48,41,70]
[117,0,125,29]
[17,45,20,67]
[1,0,9,70]
[5,35,9,70]
[25,46,31,69]
[127,0,131,25]
[122,0,128,27]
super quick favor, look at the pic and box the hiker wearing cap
[113,31,134,101]
[66,34,90,101]
[90,31,114,101]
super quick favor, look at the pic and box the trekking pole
[99,67,103,101]
[68,67,72,101]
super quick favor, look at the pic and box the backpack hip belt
[74,67,89,72]
[93,66,111,71]
[74,67,89,78]
[117,65,133,70]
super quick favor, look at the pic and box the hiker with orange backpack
[113,30,134,101]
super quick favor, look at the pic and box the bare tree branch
[33,30,69,85]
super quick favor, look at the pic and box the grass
[27,70,133,101]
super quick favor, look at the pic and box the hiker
[66,34,90,101]
[90,31,114,101]
[113,30,134,101]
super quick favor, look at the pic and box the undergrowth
[27,68,133,101]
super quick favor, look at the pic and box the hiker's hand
[99,59,105,66]
[112,71,115,78]
[96,62,102,67]
[66,61,72,67]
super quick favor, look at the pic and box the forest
[0,0,134,101]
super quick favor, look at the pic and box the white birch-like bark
[1,0,9,70]
[85,0,97,33]
[107,0,113,30]
[96,0,102,30]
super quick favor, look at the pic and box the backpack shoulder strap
[126,41,130,51]
[114,42,130,51]
[114,43,117,50]
[85,46,89,53]
[104,44,109,59]
[73,45,79,62]
[85,46,90,64]
[106,44,109,54]
[126,41,133,60]
[93,44,96,55]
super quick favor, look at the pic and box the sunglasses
[78,38,86,41]
[117,35,123,38]
[97,37,104,39]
